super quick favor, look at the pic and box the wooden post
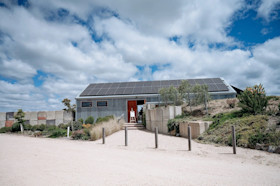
[232,126,236,154]
[102,128,105,144]
[155,127,158,148]
[125,126,128,146]
[67,126,70,138]
[188,125,191,151]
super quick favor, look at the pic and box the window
[82,102,92,107]
[97,101,108,107]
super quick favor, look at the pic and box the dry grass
[89,117,124,141]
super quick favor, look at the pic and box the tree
[178,80,193,112]
[192,84,210,114]
[159,88,169,106]
[14,109,25,133]
[238,84,267,114]
[62,98,76,112]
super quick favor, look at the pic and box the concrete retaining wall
[0,110,74,127]
[179,121,212,139]
[146,105,182,134]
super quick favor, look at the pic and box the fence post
[232,126,236,154]
[155,127,158,148]
[188,125,191,151]
[125,126,128,146]
[67,126,70,138]
[102,128,105,144]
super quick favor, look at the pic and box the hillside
[180,97,280,153]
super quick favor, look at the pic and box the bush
[71,121,82,131]
[78,118,84,124]
[96,115,114,124]
[24,124,32,130]
[46,125,57,131]
[0,127,12,133]
[58,123,69,130]
[12,122,21,132]
[49,128,67,138]
[31,124,46,131]
[238,84,268,114]
[85,116,94,124]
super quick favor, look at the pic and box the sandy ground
[0,130,279,186]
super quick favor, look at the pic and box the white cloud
[257,0,280,21]
[0,0,279,112]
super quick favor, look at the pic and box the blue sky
[0,0,279,111]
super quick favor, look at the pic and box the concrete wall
[0,111,74,127]
[146,105,182,134]
[179,121,212,139]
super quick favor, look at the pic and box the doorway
[127,100,145,123]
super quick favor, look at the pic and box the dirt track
[0,130,279,186]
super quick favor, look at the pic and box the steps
[122,123,145,130]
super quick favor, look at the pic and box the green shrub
[71,121,82,131]
[48,128,67,138]
[58,123,69,130]
[85,116,94,124]
[96,115,114,124]
[238,84,268,115]
[31,124,46,131]
[46,125,57,131]
[0,127,12,133]
[23,124,32,130]
[12,122,21,132]
[78,118,84,124]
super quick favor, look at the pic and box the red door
[127,100,137,123]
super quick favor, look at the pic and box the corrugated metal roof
[80,78,229,97]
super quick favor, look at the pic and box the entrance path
[0,130,279,186]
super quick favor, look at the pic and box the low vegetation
[166,84,280,153]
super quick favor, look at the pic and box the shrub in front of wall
[31,124,46,131]
[0,127,12,133]
[78,118,84,124]
[58,123,69,130]
[23,124,32,131]
[48,128,67,138]
[85,116,94,124]
[12,122,21,132]
[96,115,114,124]
[71,121,83,131]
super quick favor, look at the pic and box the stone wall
[145,105,182,134]
[179,121,212,139]
[0,111,73,128]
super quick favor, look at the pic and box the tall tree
[14,109,25,133]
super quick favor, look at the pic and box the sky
[0,0,279,112]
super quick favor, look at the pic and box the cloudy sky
[0,0,279,112]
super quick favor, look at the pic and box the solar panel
[212,78,223,84]
[79,78,230,96]
[188,79,196,85]
[195,79,205,84]
[119,82,128,88]
[207,84,218,92]
[98,88,109,95]
[216,83,228,91]
[115,88,125,95]
[123,88,134,94]
[204,78,214,84]
[106,88,117,95]
[111,83,120,88]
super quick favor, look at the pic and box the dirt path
[0,130,279,186]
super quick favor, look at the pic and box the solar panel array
[80,78,229,97]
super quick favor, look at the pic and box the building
[76,78,236,123]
